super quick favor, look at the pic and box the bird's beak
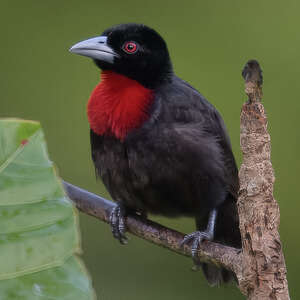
[69,36,119,63]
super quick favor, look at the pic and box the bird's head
[70,23,173,88]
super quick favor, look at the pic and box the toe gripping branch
[109,203,128,244]
[180,209,217,258]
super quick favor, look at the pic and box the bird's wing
[154,76,239,198]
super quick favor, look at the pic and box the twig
[63,181,242,275]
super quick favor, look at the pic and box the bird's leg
[180,209,218,259]
[109,203,128,244]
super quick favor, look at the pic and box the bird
[69,23,241,285]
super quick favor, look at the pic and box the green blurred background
[1,0,299,299]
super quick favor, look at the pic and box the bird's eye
[122,41,138,54]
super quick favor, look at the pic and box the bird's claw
[109,205,128,244]
[180,230,213,257]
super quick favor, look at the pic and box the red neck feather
[87,71,154,140]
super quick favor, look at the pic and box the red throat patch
[87,71,154,140]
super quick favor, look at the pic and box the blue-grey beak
[69,36,119,63]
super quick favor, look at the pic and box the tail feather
[201,263,223,286]
[215,195,241,248]
[201,263,236,286]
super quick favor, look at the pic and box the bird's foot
[109,204,128,244]
[180,230,214,258]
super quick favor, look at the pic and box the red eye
[123,41,138,54]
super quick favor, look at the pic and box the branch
[63,181,242,274]
[238,60,290,299]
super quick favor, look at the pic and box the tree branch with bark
[63,60,290,299]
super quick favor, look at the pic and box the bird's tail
[200,263,235,286]
[200,195,241,285]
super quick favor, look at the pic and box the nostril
[97,36,107,44]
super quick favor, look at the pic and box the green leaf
[0,119,95,299]
[0,257,94,300]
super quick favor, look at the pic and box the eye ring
[122,41,138,54]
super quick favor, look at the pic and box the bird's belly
[96,134,225,218]
[110,175,200,217]
[101,158,209,218]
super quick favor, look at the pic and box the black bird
[70,23,241,285]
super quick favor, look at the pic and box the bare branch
[63,181,242,274]
[238,60,290,299]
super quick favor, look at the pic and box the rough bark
[63,59,290,299]
[237,60,290,299]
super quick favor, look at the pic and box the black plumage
[70,23,241,285]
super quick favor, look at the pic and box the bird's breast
[87,71,154,140]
